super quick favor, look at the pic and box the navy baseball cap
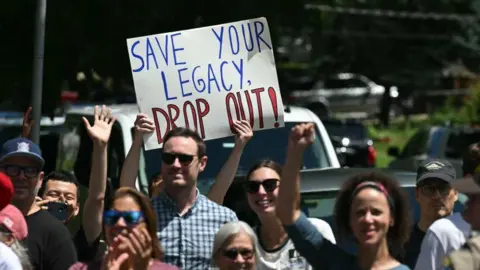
[416,159,456,184]
[0,138,45,168]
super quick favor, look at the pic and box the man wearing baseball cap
[401,158,462,269]
[0,137,77,270]
[414,156,473,270]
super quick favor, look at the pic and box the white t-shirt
[414,213,471,270]
[257,218,336,270]
[0,242,22,270]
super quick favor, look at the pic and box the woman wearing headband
[277,123,412,270]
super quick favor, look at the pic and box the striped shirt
[152,190,238,269]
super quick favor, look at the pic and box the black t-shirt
[401,224,426,269]
[25,209,78,270]
[72,225,102,262]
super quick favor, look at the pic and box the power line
[305,4,477,22]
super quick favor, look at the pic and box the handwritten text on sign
[127,17,284,150]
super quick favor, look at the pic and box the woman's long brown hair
[112,187,163,260]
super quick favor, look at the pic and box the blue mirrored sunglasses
[103,210,144,226]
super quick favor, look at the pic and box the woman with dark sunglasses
[212,221,259,269]
[277,123,411,270]
[242,159,335,270]
[69,187,179,270]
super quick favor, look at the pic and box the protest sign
[127,17,284,150]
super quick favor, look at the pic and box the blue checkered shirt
[152,190,238,269]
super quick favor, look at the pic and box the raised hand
[233,120,253,147]
[22,106,34,138]
[288,123,315,151]
[116,228,152,270]
[134,114,155,139]
[82,105,116,146]
[102,246,129,270]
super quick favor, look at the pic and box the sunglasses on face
[244,179,279,193]
[103,210,144,226]
[162,152,195,165]
[419,184,452,197]
[222,248,254,260]
[0,165,40,178]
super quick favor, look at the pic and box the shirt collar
[159,188,203,214]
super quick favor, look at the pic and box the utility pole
[31,0,47,144]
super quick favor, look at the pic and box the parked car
[223,167,467,255]
[387,125,480,176]
[57,104,340,195]
[288,73,399,118]
[322,118,376,167]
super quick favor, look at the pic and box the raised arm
[277,123,348,269]
[21,106,34,139]
[276,123,315,224]
[82,105,116,244]
[207,120,252,204]
[119,114,154,189]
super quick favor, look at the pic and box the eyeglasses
[162,152,195,165]
[222,248,254,260]
[419,184,452,197]
[0,165,40,178]
[244,179,279,193]
[103,210,144,226]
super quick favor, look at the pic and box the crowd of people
[0,105,479,269]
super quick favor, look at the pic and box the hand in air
[233,120,253,147]
[288,123,315,152]
[82,105,116,146]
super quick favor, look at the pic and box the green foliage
[430,81,480,125]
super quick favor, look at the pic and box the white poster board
[127,17,284,150]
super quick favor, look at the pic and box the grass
[368,125,418,168]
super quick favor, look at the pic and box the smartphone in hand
[46,201,69,222]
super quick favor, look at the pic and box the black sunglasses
[0,165,40,178]
[244,179,279,193]
[222,248,254,260]
[418,184,452,197]
[162,152,195,165]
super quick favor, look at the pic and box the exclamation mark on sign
[268,87,279,128]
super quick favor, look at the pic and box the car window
[324,78,365,89]
[401,129,429,158]
[300,186,466,255]
[140,122,331,195]
[323,121,367,140]
[445,130,480,159]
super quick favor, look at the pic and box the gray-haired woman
[212,221,259,270]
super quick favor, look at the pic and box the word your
[151,86,280,144]
[129,20,272,100]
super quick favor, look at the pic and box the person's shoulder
[30,210,72,237]
[391,264,411,270]
[0,242,22,269]
[199,194,237,219]
[428,213,470,235]
[307,217,332,229]
[68,261,88,270]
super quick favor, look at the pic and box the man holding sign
[127,17,284,150]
